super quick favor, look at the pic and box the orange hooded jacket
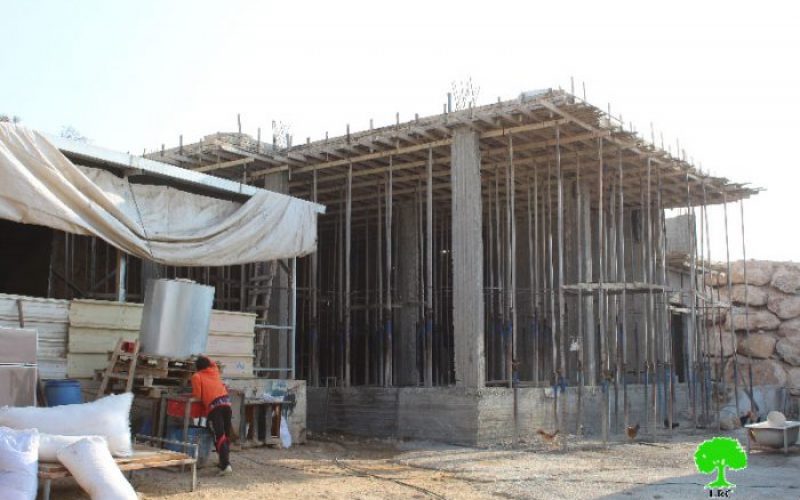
[191,361,229,413]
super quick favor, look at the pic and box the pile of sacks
[0,392,137,500]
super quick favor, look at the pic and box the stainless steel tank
[139,278,215,358]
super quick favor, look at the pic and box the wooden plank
[206,334,254,356]
[209,310,256,334]
[215,355,254,376]
[192,157,254,173]
[68,327,139,353]
[68,299,143,329]
[67,353,108,378]
[39,447,194,478]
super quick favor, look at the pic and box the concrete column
[451,127,485,388]
[264,171,290,377]
[397,202,420,386]
[581,180,597,386]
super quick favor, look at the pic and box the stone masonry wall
[708,260,800,398]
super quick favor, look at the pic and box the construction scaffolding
[134,88,760,439]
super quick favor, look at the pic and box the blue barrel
[166,425,213,467]
[45,379,84,406]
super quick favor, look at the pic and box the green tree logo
[694,437,748,489]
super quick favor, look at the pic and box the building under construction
[7,88,760,445]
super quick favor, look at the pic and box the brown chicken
[740,410,758,427]
[536,429,559,443]
[626,423,640,440]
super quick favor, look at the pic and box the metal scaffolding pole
[722,193,741,417]
[556,127,567,445]
[576,154,584,435]
[618,148,628,431]
[598,137,609,445]
[345,162,352,386]
[311,169,320,386]
[425,146,434,387]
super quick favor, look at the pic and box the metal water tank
[139,279,215,358]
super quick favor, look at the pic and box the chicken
[536,429,559,443]
[626,423,640,440]
[663,419,679,429]
[740,410,758,427]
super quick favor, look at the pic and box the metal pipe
[740,200,756,416]
[291,257,297,379]
[722,194,741,417]
[556,127,567,443]
[426,147,434,387]
[618,148,628,431]
[345,162,352,386]
[598,137,608,445]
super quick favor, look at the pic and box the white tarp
[0,124,320,266]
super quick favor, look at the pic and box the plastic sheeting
[0,124,320,266]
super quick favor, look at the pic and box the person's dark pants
[207,405,232,469]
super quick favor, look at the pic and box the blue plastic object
[44,379,83,407]
[165,425,213,467]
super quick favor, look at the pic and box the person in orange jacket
[191,355,233,475]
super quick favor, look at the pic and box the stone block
[788,367,800,393]
[728,284,768,307]
[737,332,776,359]
[776,336,800,366]
[730,260,773,286]
[771,264,800,294]
[725,356,787,386]
[726,308,780,331]
[778,318,800,338]
[767,292,800,320]
[704,329,735,357]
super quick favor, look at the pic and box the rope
[126,179,160,278]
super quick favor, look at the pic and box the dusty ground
[48,428,800,499]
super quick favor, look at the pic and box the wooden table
[238,397,285,448]
[38,444,197,500]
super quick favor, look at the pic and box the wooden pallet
[96,346,197,399]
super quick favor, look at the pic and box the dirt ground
[48,428,800,499]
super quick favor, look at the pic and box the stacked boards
[67,299,255,379]
[0,294,69,379]
[67,300,142,378]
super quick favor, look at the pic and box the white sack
[0,392,133,456]
[0,124,323,266]
[38,433,106,462]
[0,427,39,500]
[280,417,292,448]
[56,437,137,500]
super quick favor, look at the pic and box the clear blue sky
[2,0,798,260]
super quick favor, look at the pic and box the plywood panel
[69,299,143,329]
[215,355,254,376]
[39,358,67,380]
[64,300,256,379]
[209,310,256,334]
[67,353,107,379]
[69,327,139,354]
[0,294,70,323]
[206,333,254,356]
[0,294,69,379]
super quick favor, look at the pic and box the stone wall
[709,260,800,397]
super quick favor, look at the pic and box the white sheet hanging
[0,124,321,266]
